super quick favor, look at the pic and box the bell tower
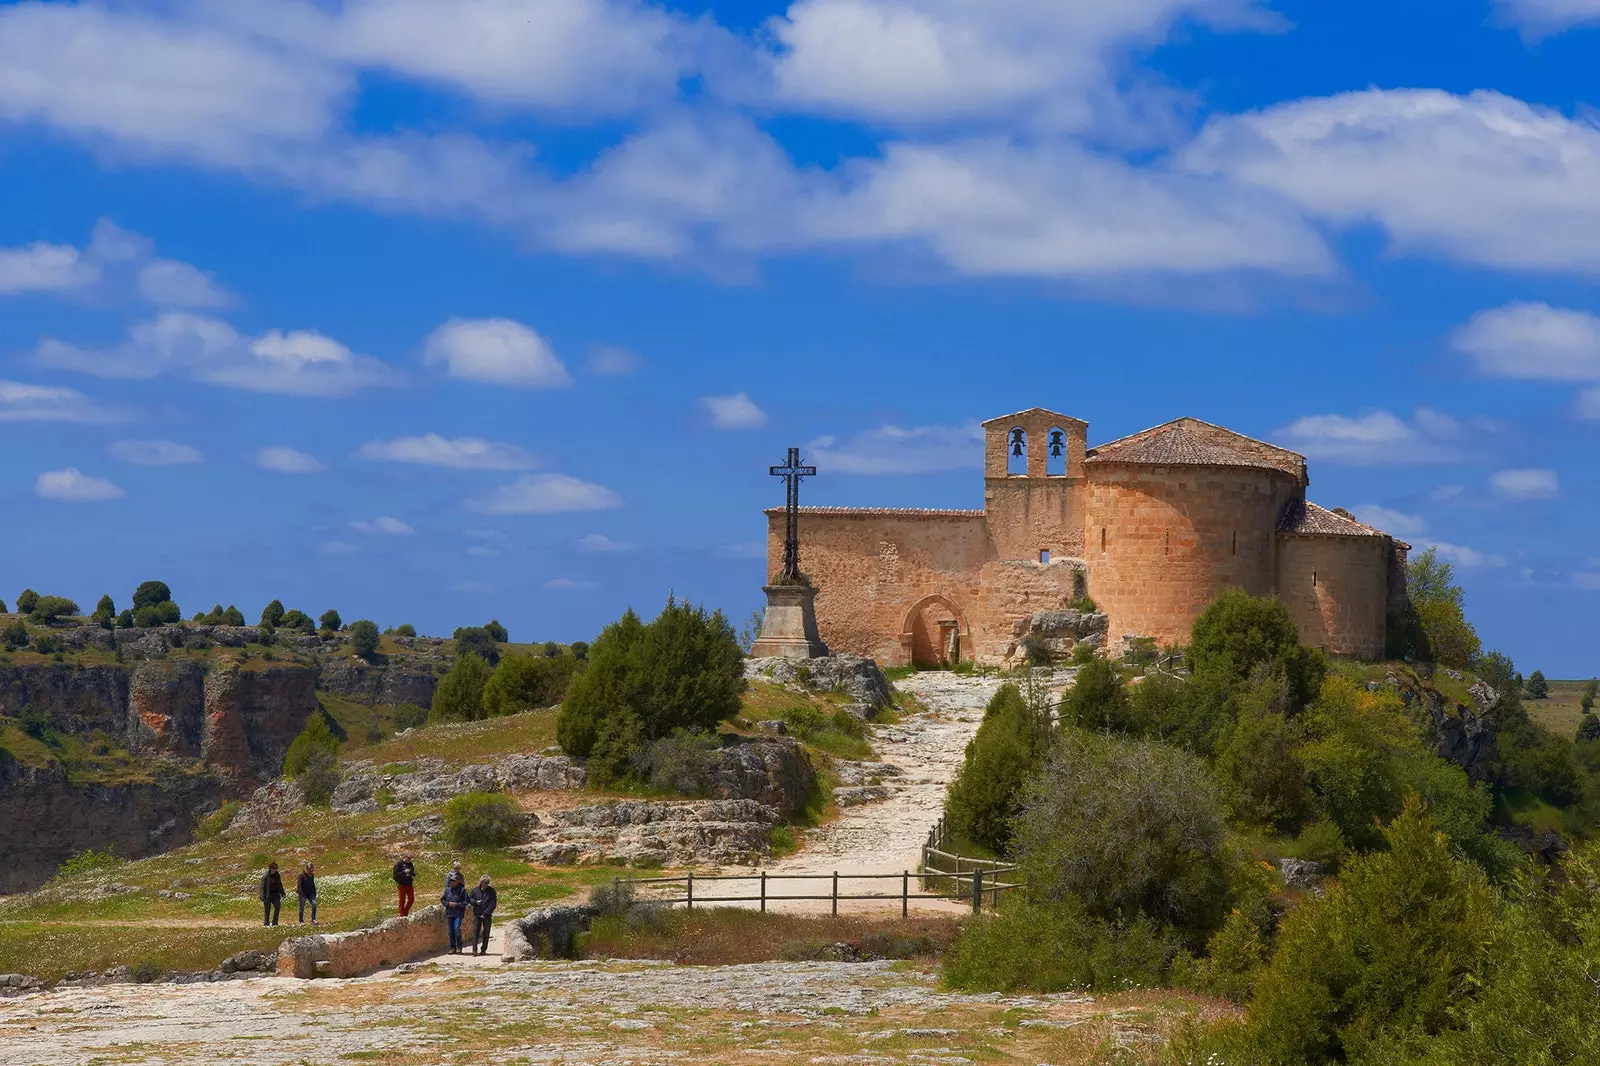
[982,408,1088,560]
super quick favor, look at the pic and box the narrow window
[1164,529,1170,555]
[1312,570,1318,588]
[1039,549,1050,564]
[1100,527,1107,553]
[1232,531,1237,555]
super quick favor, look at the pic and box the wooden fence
[616,865,1020,917]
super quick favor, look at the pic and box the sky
[1,0,1598,676]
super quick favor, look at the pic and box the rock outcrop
[327,754,588,813]
[744,654,893,719]
[1005,609,1108,666]
[1392,672,1500,781]
[521,799,781,867]
[316,659,439,708]
[502,905,594,961]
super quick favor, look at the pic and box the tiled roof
[1085,417,1306,478]
[1278,500,1388,538]
[763,506,985,518]
[981,407,1087,427]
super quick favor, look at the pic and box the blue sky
[2,0,1598,675]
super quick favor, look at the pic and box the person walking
[393,852,416,917]
[447,859,463,889]
[467,875,498,956]
[260,862,285,926]
[441,869,469,953]
[297,862,318,924]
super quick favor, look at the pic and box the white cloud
[356,433,539,470]
[422,318,571,388]
[318,539,361,554]
[108,440,203,466]
[1579,388,1600,420]
[1351,505,1429,540]
[586,343,644,375]
[1450,302,1600,381]
[255,446,326,474]
[38,312,398,396]
[136,258,232,308]
[1491,467,1559,499]
[0,241,92,295]
[544,577,598,589]
[1428,542,1508,568]
[1184,89,1600,275]
[575,532,639,552]
[0,380,127,423]
[1495,0,1600,35]
[1274,408,1485,465]
[0,219,230,306]
[702,391,768,430]
[809,422,983,474]
[34,467,125,502]
[351,516,416,535]
[477,473,623,514]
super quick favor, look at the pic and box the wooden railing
[615,865,1020,916]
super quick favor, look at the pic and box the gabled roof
[1278,500,1388,538]
[1085,417,1306,479]
[981,407,1087,428]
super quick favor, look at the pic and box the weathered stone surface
[705,736,816,818]
[316,659,439,708]
[228,780,308,835]
[832,760,902,787]
[277,905,448,978]
[834,785,891,808]
[522,799,780,867]
[329,754,587,813]
[1278,858,1326,891]
[502,905,595,961]
[744,655,893,718]
[217,950,276,975]
[1395,676,1500,782]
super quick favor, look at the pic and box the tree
[432,652,494,722]
[319,609,342,633]
[15,589,39,615]
[391,623,416,638]
[1579,714,1600,743]
[1189,589,1325,713]
[348,619,380,660]
[1058,658,1129,731]
[134,600,180,627]
[541,640,559,658]
[1581,678,1597,714]
[260,600,285,628]
[570,640,589,661]
[1525,669,1549,700]
[946,683,1051,853]
[283,711,340,778]
[483,653,577,716]
[2,620,29,651]
[91,594,115,628]
[0,599,6,614]
[29,595,79,624]
[132,581,172,610]
[1406,548,1481,669]
[483,619,508,643]
[223,605,245,627]
[116,609,133,629]
[280,609,315,633]
[453,626,501,666]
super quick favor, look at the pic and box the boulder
[744,654,893,718]
[502,905,595,961]
[706,736,816,818]
[218,949,276,974]
[1278,858,1327,891]
[329,754,587,813]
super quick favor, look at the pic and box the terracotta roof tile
[1278,500,1388,538]
[1085,417,1306,478]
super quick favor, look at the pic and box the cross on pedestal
[770,447,816,581]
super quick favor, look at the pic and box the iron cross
[770,447,817,580]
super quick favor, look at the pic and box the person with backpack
[297,862,318,924]
[441,869,469,953]
[393,852,416,916]
[467,875,498,956]
[260,861,285,926]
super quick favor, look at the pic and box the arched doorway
[901,595,969,668]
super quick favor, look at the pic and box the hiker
[260,862,285,926]
[447,859,463,888]
[468,875,497,956]
[393,852,416,917]
[441,870,469,953]
[297,862,318,924]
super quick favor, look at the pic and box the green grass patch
[354,708,560,767]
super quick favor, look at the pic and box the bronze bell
[1049,430,1064,458]
[1010,428,1025,457]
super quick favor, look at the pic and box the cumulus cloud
[1274,408,1488,465]
[702,391,768,430]
[1450,302,1600,381]
[1184,89,1600,275]
[136,258,232,308]
[355,433,539,469]
[586,343,644,375]
[476,473,623,514]
[422,318,571,387]
[255,446,326,474]
[0,380,127,423]
[1579,388,1600,419]
[1491,467,1559,499]
[34,467,125,502]
[575,532,638,552]
[351,515,416,535]
[108,440,203,466]
[0,241,93,295]
[38,312,398,396]
[809,422,983,474]
[1351,504,1429,540]
[1428,542,1508,568]
[0,219,230,306]
[1494,0,1600,35]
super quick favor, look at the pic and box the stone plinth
[749,584,828,659]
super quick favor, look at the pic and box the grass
[1527,680,1595,739]
[352,708,561,767]
[581,907,960,965]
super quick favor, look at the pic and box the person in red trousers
[392,852,416,916]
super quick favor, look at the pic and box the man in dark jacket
[297,862,318,924]
[260,862,285,926]
[441,871,469,953]
[393,853,416,916]
[467,875,498,956]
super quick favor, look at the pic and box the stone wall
[277,905,448,978]
[1276,534,1391,658]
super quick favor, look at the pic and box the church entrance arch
[901,594,969,668]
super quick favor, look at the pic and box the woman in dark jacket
[260,862,285,926]
[467,875,498,956]
[441,872,469,953]
[297,862,318,924]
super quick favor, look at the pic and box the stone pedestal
[749,584,829,659]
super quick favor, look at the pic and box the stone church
[765,408,1408,668]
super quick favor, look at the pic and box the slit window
[1312,570,1318,588]
[1039,549,1051,564]
[1101,527,1107,553]
[1232,531,1237,555]
[1164,529,1170,555]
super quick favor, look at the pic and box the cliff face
[316,660,439,708]
[0,755,228,894]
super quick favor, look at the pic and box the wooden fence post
[971,869,982,915]
[686,872,693,911]
[760,871,766,913]
[902,870,909,919]
[832,871,839,916]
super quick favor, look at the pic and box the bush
[132,580,177,621]
[1524,669,1549,699]
[0,598,7,613]
[570,640,589,661]
[1172,906,1267,1003]
[442,791,524,849]
[395,704,429,731]
[31,633,62,654]
[557,598,745,782]
[319,609,342,633]
[283,711,341,778]
[348,619,380,659]
[2,619,28,651]
[116,609,133,629]
[541,640,559,657]
[54,848,123,880]
[946,683,1051,853]
[1057,657,1128,730]
[297,748,341,806]
[1578,714,1600,743]
[944,895,1177,993]
[134,600,180,628]
[260,599,285,628]
[15,589,39,615]
[391,623,416,638]
[195,801,241,840]
[452,626,501,666]
[483,619,508,643]
[1582,679,1597,714]
[29,595,79,624]
[482,652,577,716]
[1189,589,1325,714]
[432,652,494,722]
[1013,728,1231,943]
[91,594,115,628]
[1213,676,1310,832]
[634,728,722,795]
[280,608,315,633]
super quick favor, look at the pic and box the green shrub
[432,652,494,722]
[195,801,241,840]
[1172,907,1267,1003]
[15,589,39,615]
[1283,819,1347,869]
[391,623,417,638]
[134,601,180,627]
[283,711,340,777]
[443,791,525,850]
[91,594,115,628]
[1523,669,1549,699]
[280,608,315,633]
[2,620,29,651]
[483,652,577,716]
[944,895,1177,993]
[778,704,871,759]
[1069,595,1098,613]
[1058,657,1128,730]
[54,849,123,880]
[453,626,501,666]
[482,619,508,643]
[570,640,589,661]
[297,748,341,806]
[634,728,721,795]
[946,683,1050,853]
[116,609,133,629]
[1014,728,1231,943]
[394,704,429,731]
[131,960,162,984]
[1189,589,1325,715]
[348,619,380,659]
[319,609,342,633]
[29,595,78,624]
[1578,713,1600,743]
[260,600,285,628]
[1212,676,1310,832]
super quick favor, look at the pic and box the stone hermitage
[764,408,1408,668]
